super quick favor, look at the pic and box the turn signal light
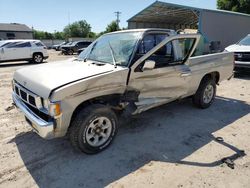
[49,102,61,116]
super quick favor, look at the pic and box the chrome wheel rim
[85,117,112,147]
[34,55,42,62]
[203,84,214,104]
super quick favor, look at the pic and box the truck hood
[225,44,250,52]
[14,59,114,98]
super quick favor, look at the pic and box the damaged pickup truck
[12,29,234,154]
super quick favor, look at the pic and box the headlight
[43,99,49,109]
[42,99,61,117]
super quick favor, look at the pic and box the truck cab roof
[105,28,176,36]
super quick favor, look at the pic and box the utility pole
[114,11,121,29]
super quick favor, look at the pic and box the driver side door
[128,34,200,113]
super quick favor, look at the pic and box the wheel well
[33,52,43,58]
[69,94,122,129]
[202,72,220,84]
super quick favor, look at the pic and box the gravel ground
[0,50,249,188]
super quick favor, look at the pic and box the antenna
[114,11,121,28]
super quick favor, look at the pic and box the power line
[114,11,121,28]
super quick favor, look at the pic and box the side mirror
[142,60,155,71]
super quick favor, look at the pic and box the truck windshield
[238,35,250,46]
[78,31,143,66]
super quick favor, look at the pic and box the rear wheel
[69,104,118,154]
[33,53,43,63]
[67,49,74,55]
[192,77,216,109]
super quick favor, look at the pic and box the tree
[54,31,64,40]
[63,20,92,38]
[105,21,120,33]
[33,30,65,40]
[33,30,46,40]
[96,21,120,38]
[217,0,250,14]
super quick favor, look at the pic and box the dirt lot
[0,50,249,188]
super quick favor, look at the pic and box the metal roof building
[0,23,33,40]
[128,1,250,49]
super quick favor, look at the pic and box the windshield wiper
[91,61,105,65]
[73,58,84,62]
[108,42,117,68]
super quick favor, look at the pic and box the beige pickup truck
[12,29,234,154]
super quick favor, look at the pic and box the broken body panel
[12,29,234,139]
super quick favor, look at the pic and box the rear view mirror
[142,60,155,71]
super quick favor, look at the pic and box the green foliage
[63,20,92,38]
[96,31,106,38]
[53,31,64,40]
[105,21,120,33]
[33,19,123,40]
[33,30,46,40]
[33,30,64,40]
[217,0,250,14]
[96,21,120,38]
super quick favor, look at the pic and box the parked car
[61,41,92,55]
[0,40,13,48]
[77,47,86,54]
[226,34,250,71]
[0,40,48,63]
[52,41,67,51]
[57,42,72,51]
[12,29,234,154]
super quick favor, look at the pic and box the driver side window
[146,38,196,68]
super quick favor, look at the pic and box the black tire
[67,49,74,55]
[69,104,118,154]
[192,77,216,109]
[33,53,44,63]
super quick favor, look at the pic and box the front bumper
[235,61,250,69]
[12,92,55,139]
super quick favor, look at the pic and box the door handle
[181,72,191,77]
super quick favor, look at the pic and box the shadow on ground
[10,96,250,188]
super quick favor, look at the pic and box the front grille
[15,86,20,95]
[14,83,47,116]
[20,90,27,101]
[28,95,36,106]
[235,52,250,62]
[23,101,51,122]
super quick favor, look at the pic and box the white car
[225,34,250,71]
[0,40,49,63]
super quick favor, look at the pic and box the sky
[0,0,217,33]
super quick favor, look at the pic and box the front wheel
[69,104,118,154]
[192,77,216,109]
[33,53,44,63]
